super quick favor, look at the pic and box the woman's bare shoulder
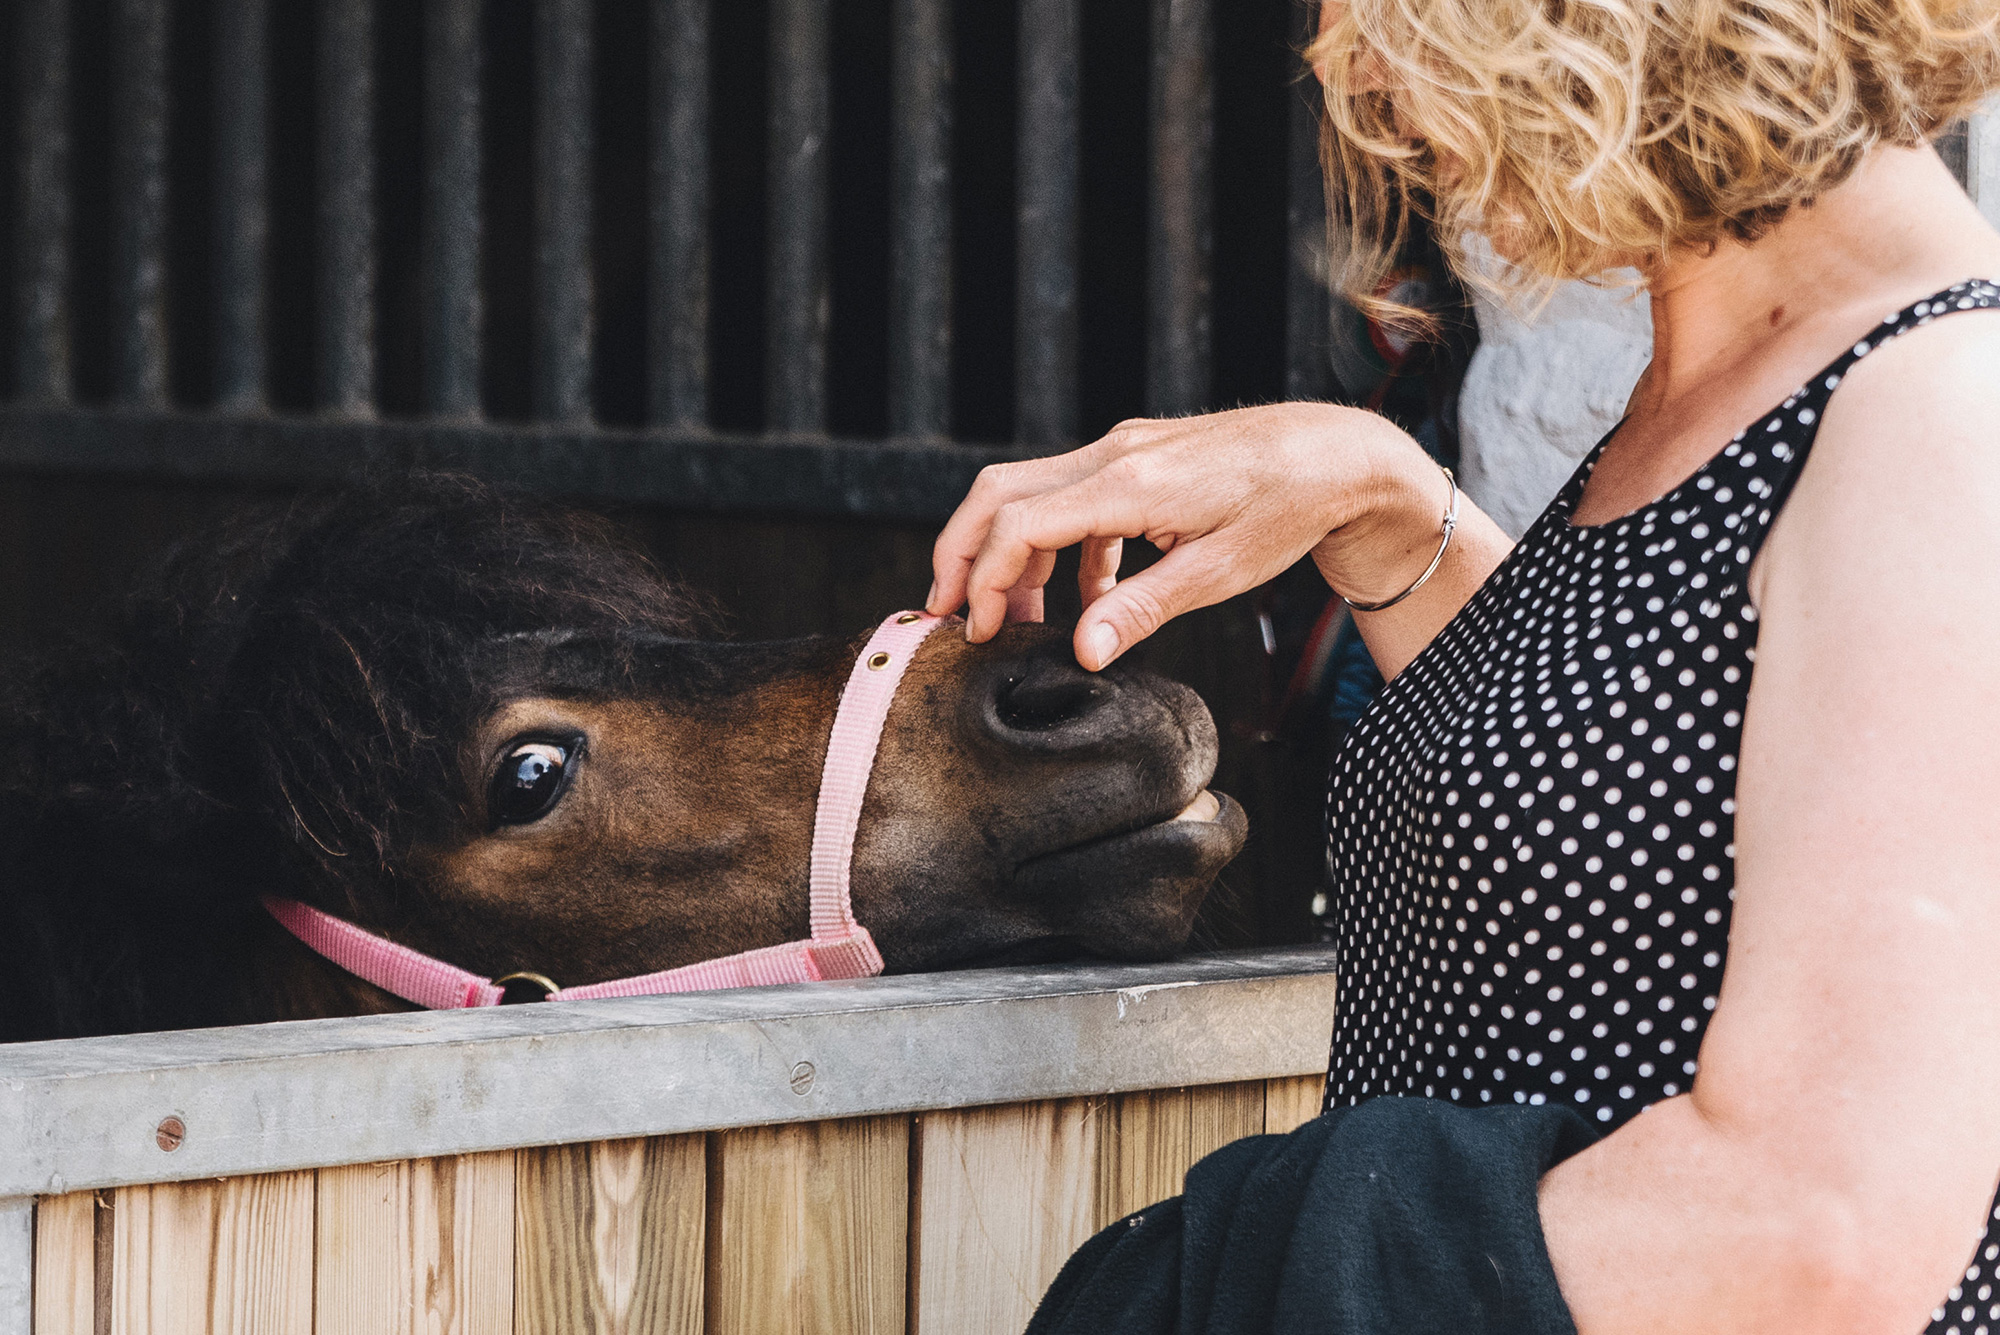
[1796,296,2000,503]
[1752,293,2000,604]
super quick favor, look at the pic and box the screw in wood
[155,1116,186,1152]
[789,1061,817,1096]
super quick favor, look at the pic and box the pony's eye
[489,740,573,827]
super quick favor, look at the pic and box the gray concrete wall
[1456,264,1652,538]
[1971,104,2000,230]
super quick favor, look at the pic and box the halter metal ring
[492,970,562,1002]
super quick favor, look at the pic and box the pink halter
[263,610,945,1007]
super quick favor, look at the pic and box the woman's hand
[925,402,1513,676]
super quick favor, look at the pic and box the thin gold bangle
[1342,465,1459,614]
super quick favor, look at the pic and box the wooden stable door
[30,1076,1323,1335]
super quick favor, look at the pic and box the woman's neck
[1635,145,2000,413]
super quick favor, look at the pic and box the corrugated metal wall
[0,0,1337,512]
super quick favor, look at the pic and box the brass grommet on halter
[895,612,922,625]
[867,651,892,670]
[493,970,561,1002]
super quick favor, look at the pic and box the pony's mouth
[1015,787,1242,870]
[1003,789,1247,960]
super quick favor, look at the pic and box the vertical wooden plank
[707,1117,907,1335]
[908,1099,1104,1335]
[209,1174,313,1335]
[1263,1074,1327,1136]
[1189,1081,1267,1158]
[32,1193,95,1335]
[514,1136,703,1335]
[316,1154,514,1335]
[1099,1081,1266,1224]
[111,1175,313,1335]
[599,1138,704,1335]
[316,1162,407,1335]
[92,1191,112,1335]
[418,1155,515,1335]
[111,1182,214,1335]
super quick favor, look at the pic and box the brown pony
[0,475,1244,1041]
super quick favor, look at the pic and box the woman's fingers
[1073,541,1237,670]
[961,469,1162,641]
[1005,549,1058,623]
[1078,536,1123,609]
[928,449,1110,615]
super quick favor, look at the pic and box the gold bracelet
[1342,465,1459,614]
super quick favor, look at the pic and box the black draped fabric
[1025,1098,1597,1335]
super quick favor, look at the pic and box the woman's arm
[1539,313,2000,1334]
[924,402,1514,678]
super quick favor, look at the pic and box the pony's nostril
[996,658,1110,731]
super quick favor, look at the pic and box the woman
[927,1,2000,1331]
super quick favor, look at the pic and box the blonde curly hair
[1311,0,2000,318]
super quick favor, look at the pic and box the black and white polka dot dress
[1319,279,2000,1334]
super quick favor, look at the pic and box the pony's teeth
[1172,790,1220,823]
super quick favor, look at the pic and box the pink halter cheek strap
[263,610,946,1007]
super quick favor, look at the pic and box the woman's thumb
[1073,547,1220,671]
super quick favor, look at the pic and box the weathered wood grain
[215,1174,315,1335]
[707,1116,908,1335]
[110,1172,312,1335]
[513,1136,703,1335]
[909,1098,1106,1335]
[316,1153,514,1335]
[27,1194,88,1335]
[1099,1081,1268,1224]
[31,1192,94,1335]
[1263,1073,1325,1135]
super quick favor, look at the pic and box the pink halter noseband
[263,610,945,1007]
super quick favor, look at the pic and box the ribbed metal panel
[212,0,268,411]
[12,0,72,405]
[889,0,953,440]
[318,0,376,417]
[533,0,594,425]
[1015,0,1080,449]
[1146,0,1213,417]
[111,0,172,409]
[425,0,485,420]
[650,0,709,429]
[0,0,1298,517]
[766,0,831,434]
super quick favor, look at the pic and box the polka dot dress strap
[1816,278,2000,393]
[1751,278,2000,548]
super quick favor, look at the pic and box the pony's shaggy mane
[0,473,703,1039]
